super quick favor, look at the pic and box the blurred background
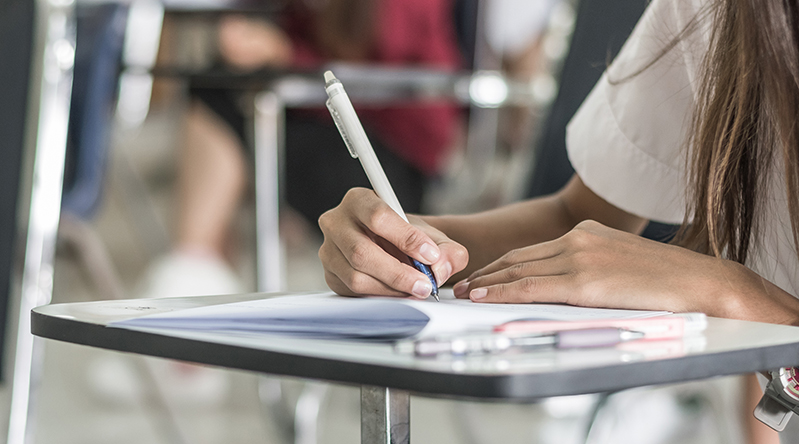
[0,0,762,443]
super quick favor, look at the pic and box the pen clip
[326,99,358,159]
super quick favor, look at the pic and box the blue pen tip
[411,258,439,301]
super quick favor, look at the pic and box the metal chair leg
[7,1,76,442]
[255,91,332,444]
[258,377,297,444]
[294,383,329,444]
[253,92,286,293]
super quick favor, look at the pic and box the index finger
[350,190,441,265]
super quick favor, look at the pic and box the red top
[286,0,462,175]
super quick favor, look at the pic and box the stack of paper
[111,291,670,341]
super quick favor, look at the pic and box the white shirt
[566,1,799,439]
[566,0,799,300]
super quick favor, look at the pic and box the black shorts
[190,86,426,226]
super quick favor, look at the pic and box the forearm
[422,196,576,279]
[708,259,799,325]
[421,175,648,281]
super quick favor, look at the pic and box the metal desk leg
[256,91,320,444]
[253,92,286,293]
[361,386,410,444]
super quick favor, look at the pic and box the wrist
[708,260,799,325]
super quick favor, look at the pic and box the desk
[32,293,799,443]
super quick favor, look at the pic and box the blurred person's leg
[178,99,247,257]
[137,87,250,300]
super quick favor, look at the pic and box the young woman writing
[320,3,799,440]
[319,0,799,335]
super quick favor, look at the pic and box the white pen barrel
[327,89,409,222]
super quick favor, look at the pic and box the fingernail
[419,243,440,263]
[412,280,432,298]
[453,279,469,297]
[470,288,487,300]
[433,262,452,286]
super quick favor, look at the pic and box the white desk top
[32,292,799,400]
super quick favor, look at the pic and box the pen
[396,328,645,357]
[494,312,708,339]
[324,70,439,301]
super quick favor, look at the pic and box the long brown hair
[676,0,799,264]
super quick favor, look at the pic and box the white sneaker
[135,251,243,298]
[87,252,240,406]
[134,252,238,406]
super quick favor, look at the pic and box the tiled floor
[22,107,750,444]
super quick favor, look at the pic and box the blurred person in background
[85,0,462,407]
[138,0,463,299]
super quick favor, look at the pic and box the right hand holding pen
[319,188,468,298]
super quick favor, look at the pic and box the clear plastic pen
[395,328,645,357]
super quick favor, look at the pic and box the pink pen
[494,313,707,341]
[401,327,645,357]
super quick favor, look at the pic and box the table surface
[32,292,799,401]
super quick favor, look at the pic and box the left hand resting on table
[453,220,799,324]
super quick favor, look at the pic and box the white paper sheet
[404,291,670,337]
